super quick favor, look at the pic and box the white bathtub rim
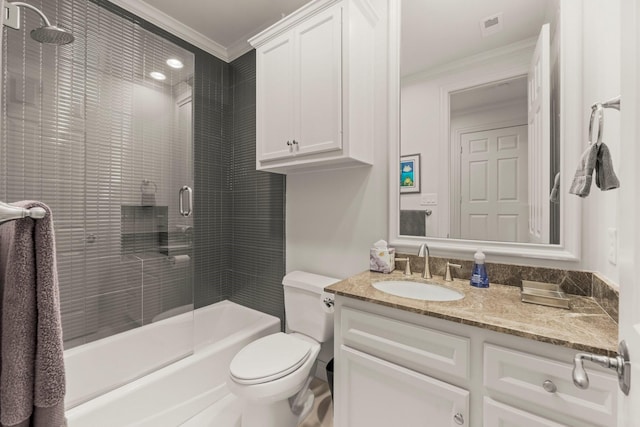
[65,300,281,426]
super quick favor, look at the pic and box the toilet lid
[230,333,312,385]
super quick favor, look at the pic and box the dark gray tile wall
[192,47,232,307]
[228,51,286,328]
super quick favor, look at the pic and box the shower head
[30,25,75,45]
[3,1,75,45]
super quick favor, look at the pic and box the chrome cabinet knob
[453,412,464,425]
[542,380,557,393]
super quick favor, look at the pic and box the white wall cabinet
[333,298,617,427]
[249,0,377,174]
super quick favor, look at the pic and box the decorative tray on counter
[521,280,570,309]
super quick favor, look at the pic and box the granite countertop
[325,270,618,356]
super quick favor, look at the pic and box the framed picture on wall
[400,154,420,193]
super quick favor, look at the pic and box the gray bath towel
[0,201,66,427]
[595,142,620,190]
[569,143,599,197]
[399,210,426,237]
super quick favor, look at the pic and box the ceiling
[130,0,314,60]
[402,0,557,77]
[112,0,556,67]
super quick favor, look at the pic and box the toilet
[228,271,339,427]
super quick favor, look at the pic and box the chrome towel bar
[589,95,621,146]
[0,201,46,225]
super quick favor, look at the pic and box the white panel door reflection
[460,125,528,242]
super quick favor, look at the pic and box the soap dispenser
[470,249,489,288]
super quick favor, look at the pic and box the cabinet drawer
[340,307,469,380]
[484,344,617,427]
[484,397,568,427]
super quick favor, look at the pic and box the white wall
[286,0,389,280]
[579,0,621,285]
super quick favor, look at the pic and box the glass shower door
[1,0,195,404]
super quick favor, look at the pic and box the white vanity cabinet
[333,297,618,427]
[249,0,377,174]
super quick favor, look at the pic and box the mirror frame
[388,0,583,263]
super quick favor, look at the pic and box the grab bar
[0,201,46,225]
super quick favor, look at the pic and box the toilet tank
[282,271,340,343]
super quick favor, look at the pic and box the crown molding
[249,0,340,47]
[108,0,230,62]
[402,37,537,84]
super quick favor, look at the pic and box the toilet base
[240,392,314,427]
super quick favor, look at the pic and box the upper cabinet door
[294,5,343,157]
[257,32,295,161]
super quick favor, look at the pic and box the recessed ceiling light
[150,71,166,81]
[166,58,184,69]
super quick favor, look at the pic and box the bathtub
[65,300,280,426]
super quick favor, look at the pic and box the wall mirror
[389,0,582,261]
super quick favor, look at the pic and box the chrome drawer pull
[453,412,464,425]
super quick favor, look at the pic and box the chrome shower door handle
[179,186,193,217]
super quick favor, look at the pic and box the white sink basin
[372,280,464,302]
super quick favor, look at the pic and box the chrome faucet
[445,262,462,281]
[417,243,432,279]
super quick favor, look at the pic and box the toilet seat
[230,333,312,385]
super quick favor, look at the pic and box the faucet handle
[395,257,412,276]
[445,262,462,281]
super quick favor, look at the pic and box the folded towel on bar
[595,142,620,190]
[569,143,599,197]
[399,210,427,237]
[0,201,66,427]
[549,172,561,203]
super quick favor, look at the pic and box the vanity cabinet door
[338,345,469,427]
